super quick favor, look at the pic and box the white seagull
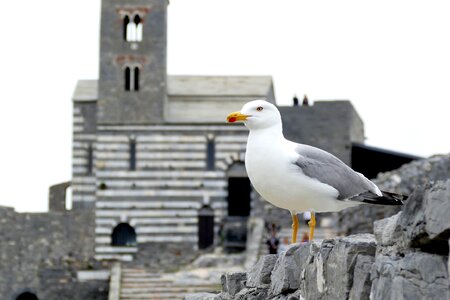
[226,100,405,243]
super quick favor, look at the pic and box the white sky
[1,0,450,212]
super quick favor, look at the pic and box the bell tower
[97,0,168,124]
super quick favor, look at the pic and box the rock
[234,286,269,300]
[373,212,407,255]
[348,255,374,300]
[247,255,277,287]
[221,272,247,297]
[370,252,450,300]
[269,243,304,296]
[338,154,450,235]
[300,234,376,300]
[183,292,222,300]
[398,180,450,255]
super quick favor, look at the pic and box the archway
[226,163,251,217]
[111,223,137,246]
[16,292,38,300]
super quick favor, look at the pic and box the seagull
[226,100,406,243]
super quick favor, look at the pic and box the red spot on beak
[228,117,237,123]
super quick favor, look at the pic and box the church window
[87,143,93,175]
[16,292,39,300]
[123,15,130,41]
[124,14,143,42]
[129,138,136,171]
[206,138,215,170]
[125,66,140,91]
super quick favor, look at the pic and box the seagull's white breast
[245,132,359,213]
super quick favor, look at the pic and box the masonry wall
[0,207,102,300]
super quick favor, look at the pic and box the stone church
[0,0,419,299]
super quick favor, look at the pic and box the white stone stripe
[216,144,246,151]
[95,152,129,159]
[96,170,225,178]
[97,135,129,142]
[73,195,96,202]
[215,135,248,142]
[136,226,197,234]
[137,144,205,151]
[137,152,206,159]
[73,149,88,157]
[98,125,247,131]
[95,246,138,253]
[99,180,226,188]
[73,106,81,114]
[74,134,97,140]
[72,176,95,184]
[72,167,88,175]
[136,161,206,169]
[73,116,84,123]
[97,189,227,197]
[94,254,133,261]
[137,135,206,143]
[95,219,118,226]
[73,157,88,165]
[73,126,84,132]
[95,201,226,209]
[96,210,198,218]
[128,218,198,226]
[73,185,97,192]
[96,144,129,151]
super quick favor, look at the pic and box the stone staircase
[118,267,221,300]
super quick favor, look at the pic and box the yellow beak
[227,111,249,123]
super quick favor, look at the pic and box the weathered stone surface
[234,287,269,300]
[221,272,247,297]
[398,180,450,254]
[184,292,223,300]
[348,255,374,300]
[373,212,407,255]
[338,153,450,235]
[269,243,304,296]
[247,255,278,287]
[370,252,450,300]
[300,234,376,300]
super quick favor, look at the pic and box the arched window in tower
[129,138,136,171]
[126,19,136,42]
[123,15,130,41]
[134,67,140,91]
[134,15,143,42]
[125,67,131,91]
[111,223,137,246]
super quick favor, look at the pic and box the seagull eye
[256,106,264,112]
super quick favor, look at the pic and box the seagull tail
[351,190,407,205]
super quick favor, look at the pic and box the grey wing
[294,144,380,200]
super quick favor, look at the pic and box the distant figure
[293,95,299,106]
[301,232,309,243]
[303,211,311,226]
[266,229,280,254]
[278,237,290,253]
[302,94,309,106]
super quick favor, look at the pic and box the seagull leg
[291,211,299,244]
[308,212,316,241]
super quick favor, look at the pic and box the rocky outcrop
[338,153,450,235]
[189,179,450,300]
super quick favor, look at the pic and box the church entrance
[111,223,137,246]
[226,163,251,217]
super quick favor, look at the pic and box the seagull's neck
[248,124,285,144]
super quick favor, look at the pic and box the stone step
[121,285,220,293]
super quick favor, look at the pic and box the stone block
[184,292,222,300]
[247,255,277,287]
[221,272,247,297]
[370,252,450,300]
[269,243,304,296]
[234,287,269,300]
[348,255,374,300]
[398,180,450,254]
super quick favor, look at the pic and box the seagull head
[227,100,282,130]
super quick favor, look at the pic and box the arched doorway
[226,163,251,217]
[16,292,38,300]
[111,223,137,246]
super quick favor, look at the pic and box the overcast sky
[1,0,450,212]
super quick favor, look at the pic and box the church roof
[73,80,98,102]
[167,75,274,97]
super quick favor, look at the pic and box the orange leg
[308,212,316,241]
[291,212,299,244]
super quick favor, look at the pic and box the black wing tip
[353,190,407,205]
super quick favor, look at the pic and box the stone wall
[192,179,450,300]
[0,207,107,300]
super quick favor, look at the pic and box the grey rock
[398,180,450,255]
[373,212,407,255]
[184,293,222,300]
[269,243,304,296]
[348,255,374,300]
[338,153,450,235]
[370,251,450,300]
[221,272,247,297]
[234,286,269,300]
[301,234,376,300]
[247,255,278,287]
